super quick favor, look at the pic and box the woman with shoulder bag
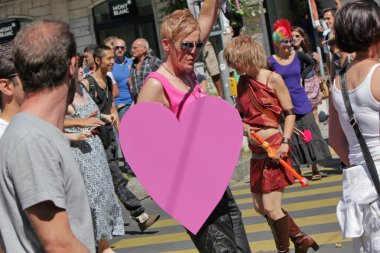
[331,1,380,251]
[224,35,319,253]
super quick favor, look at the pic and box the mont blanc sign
[109,0,138,18]
[0,19,20,44]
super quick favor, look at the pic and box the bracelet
[281,137,290,144]
[283,108,295,117]
[314,20,321,28]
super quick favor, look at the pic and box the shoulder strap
[85,75,97,99]
[246,84,279,122]
[340,72,380,197]
[105,75,113,97]
[265,71,273,86]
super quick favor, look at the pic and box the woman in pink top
[137,1,251,252]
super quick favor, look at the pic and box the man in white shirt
[0,57,24,138]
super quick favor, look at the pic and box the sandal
[311,174,322,181]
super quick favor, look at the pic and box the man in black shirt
[82,45,160,232]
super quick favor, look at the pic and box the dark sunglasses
[179,41,204,53]
[115,46,126,50]
[280,39,294,45]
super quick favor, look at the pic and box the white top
[332,63,380,165]
[0,118,8,139]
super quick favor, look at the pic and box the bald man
[130,38,162,101]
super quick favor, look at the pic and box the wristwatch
[281,137,290,144]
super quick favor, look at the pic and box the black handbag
[96,124,112,150]
[340,71,380,197]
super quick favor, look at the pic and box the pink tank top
[145,72,207,118]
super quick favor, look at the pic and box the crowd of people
[0,0,379,252]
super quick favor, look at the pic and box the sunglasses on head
[115,46,126,50]
[280,39,294,45]
[327,40,336,47]
[7,73,18,79]
[179,41,204,53]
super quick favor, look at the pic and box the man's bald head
[12,20,76,94]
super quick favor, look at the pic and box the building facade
[0,0,167,56]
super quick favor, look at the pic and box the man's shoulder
[4,113,63,143]
[124,57,133,64]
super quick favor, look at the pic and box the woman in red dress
[224,35,319,253]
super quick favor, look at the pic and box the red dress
[236,75,294,194]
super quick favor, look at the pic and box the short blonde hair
[160,9,200,43]
[224,35,267,73]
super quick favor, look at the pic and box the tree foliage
[227,0,265,17]
[162,0,265,17]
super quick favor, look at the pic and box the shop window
[92,0,159,57]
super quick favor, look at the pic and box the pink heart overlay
[119,96,243,234]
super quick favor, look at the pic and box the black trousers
[187,187,251,253]
[105,135,145,217]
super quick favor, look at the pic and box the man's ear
[0,79,13,96]
[94,56,101,66]
[68,56,77,79]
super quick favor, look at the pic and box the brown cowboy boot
[282,209,319,253]
[266,215,290,253]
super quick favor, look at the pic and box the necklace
[162,63,192,90]
[276,53,291,63]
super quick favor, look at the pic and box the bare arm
[310,0,323,32]
[198,0,222,43]
[270,73,295,158]
[310,0,319,21]
[137,76,168,106]
[111,102,120,130]
[64,130,93,142]
[64,114,104,128]
[25,201,90,253]
[113,83,119,99]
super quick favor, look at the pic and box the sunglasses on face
[179,41,204,53]
[280,39,294,45]
[115,46,126,50]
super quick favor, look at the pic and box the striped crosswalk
[112,169,353,253]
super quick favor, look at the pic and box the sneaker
[133,213,160,232]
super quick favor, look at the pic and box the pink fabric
[145,72,207,119]
[304,75,322,108]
